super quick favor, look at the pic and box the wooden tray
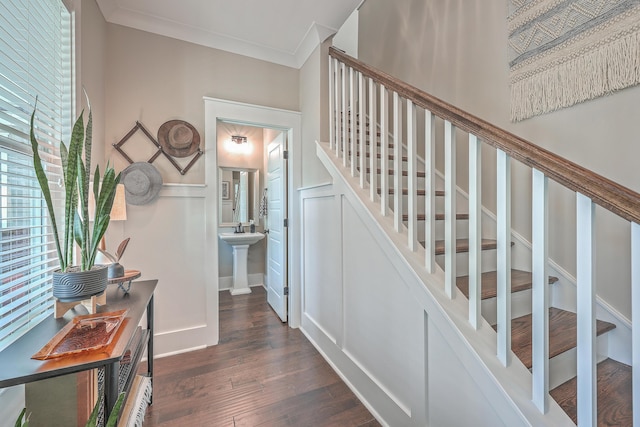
[32,309,128,360]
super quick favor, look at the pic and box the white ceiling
[96,0,363,68]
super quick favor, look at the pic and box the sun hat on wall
[157,120,200,158]
[121,162,163,205]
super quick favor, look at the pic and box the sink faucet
[235,222,244,233]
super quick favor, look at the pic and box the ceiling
[96,0,363,69]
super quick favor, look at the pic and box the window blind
[0,0,71,351]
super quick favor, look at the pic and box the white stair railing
[327,46,640,424]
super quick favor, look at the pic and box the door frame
[204,97,302,346]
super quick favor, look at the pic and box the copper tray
[32,309,128,360]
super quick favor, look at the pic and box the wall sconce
[231,135,247,145]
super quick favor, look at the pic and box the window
[0,0,72,351]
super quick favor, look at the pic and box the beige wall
[101,22,299,354]
[104,23,299,184]
[299,41,332,187]
[358,0,640,318]
[79,0,108,169]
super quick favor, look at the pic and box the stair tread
[367,168,426,178]
[456,269,559,300]
[403,213,469,221]
[431,238,500,255]
[508,307,616,369]
[379,188,427,196]
[550,358,632,427]
[367,153,408,161]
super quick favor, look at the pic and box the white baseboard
[154,324,209,358]
[218,274,265,291]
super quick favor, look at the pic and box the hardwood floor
[143,287,380,426]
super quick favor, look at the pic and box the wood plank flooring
[143,287,380,426]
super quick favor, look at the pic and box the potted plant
[30,100,121,302]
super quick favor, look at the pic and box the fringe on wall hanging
[508,0,640,122]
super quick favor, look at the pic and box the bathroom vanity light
[231,135,247,144]
[226,135,252,154]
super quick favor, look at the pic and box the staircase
[322,47,637,426]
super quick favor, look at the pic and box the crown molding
[96,2,336,69]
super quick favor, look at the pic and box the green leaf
[105,393,126,427]
[15,408,28,427]
[29,103,63,270]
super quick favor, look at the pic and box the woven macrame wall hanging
[508,0,640,122]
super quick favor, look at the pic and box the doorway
[203,98,301,346]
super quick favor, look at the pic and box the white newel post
[532,168,549,413]
[576,192,597,427]
[497,149,512,366]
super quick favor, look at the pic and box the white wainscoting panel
[301,194,343,345]
[341,197,420,418]
[427,319,508,427]
[117,185,209,357]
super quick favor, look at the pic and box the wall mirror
[219,167,259,226]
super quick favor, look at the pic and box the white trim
[154,324,209,357]
[159,183,206,198]
[204,97,302,342]
[218,274,265,291]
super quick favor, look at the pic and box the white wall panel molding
[154,324,208,358]
[314,140,573,426]
[159,183,206,198]
[218,274,265,291]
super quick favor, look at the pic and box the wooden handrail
[329,46,640,224]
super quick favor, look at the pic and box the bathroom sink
[219,232,265,295]
[219,232,265,246]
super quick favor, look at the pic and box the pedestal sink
[219,232,265,295]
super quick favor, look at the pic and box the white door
[266,133,287,322]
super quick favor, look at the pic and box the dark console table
[0,279,156,422]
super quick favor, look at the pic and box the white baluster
[576,192,596,427]
[444,120,456,299]
[341,62,347,165]
[334,60,341,157]
[532,168,549,413]
[632,222,640,426]
[497,149,512,366]
[349,67,357,176]
[407,99,417,251]
[425,111,435,274]
[380,85,388,216]
[469,133,481,329]
[368,78,377,202]
[359,72,366,188]
[393,92,403,232]
[328,57,334,150]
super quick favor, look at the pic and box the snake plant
[30,100,121,272]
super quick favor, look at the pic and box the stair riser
[547,334,609,389]
[481,289,535,325]
[435,251,498,276]
[381,193,470,213]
